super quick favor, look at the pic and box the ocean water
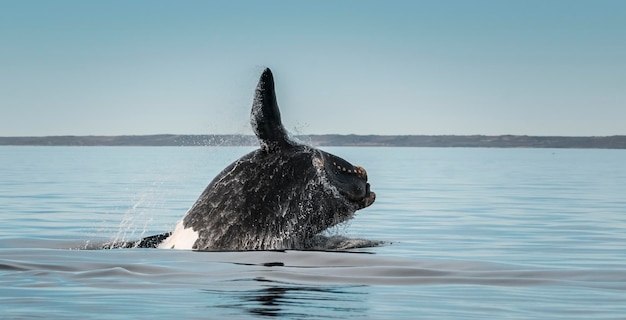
[1,146,625,319]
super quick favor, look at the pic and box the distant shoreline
[1,134,626,149]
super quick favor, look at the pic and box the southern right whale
[109,68,376,250]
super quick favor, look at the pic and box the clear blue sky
[1,0,624,136]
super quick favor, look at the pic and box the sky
[1,0,624,137]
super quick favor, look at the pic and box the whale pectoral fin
[251,68,291,151]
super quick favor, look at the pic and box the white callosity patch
[158,220,199,250]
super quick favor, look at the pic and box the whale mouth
[358,182,376,209]
[345,172,376,209]
[340,165,375,208]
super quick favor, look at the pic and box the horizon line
[2,133,626,138]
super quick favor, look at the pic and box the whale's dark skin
[111,68,376,250]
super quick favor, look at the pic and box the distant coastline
[1,134,625,149]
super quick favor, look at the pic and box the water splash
[103,188,154,248]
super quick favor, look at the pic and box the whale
[107,68,376,250]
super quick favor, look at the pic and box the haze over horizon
[1,1,625,137]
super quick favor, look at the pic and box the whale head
[252,68,376,211]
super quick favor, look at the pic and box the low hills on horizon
[1,134,625,149]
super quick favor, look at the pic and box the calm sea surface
[1,146,625,319]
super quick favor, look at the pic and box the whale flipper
[251,68,292,151]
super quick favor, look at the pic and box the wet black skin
[111,68,375,250]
